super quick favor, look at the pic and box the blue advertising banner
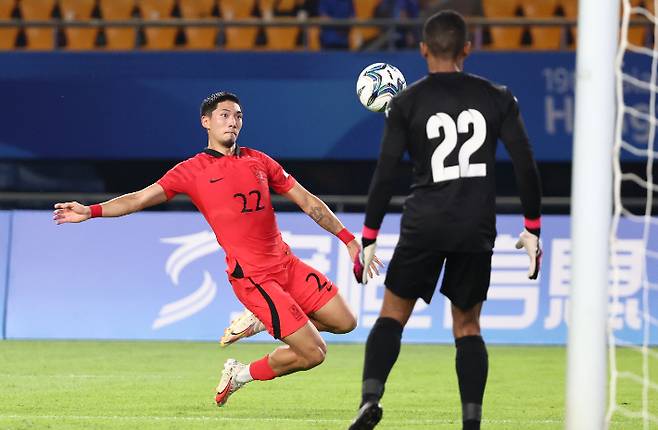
[0,51,620,161]
[6,211,658,345]
[0,211,11,339]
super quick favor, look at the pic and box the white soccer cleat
[214,359,247,407]
[220,309,265,347]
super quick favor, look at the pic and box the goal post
[566,0,619,429]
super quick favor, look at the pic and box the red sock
[249,355,277,381]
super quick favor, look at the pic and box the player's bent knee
[334,313,357,334]
[302,345,326,369]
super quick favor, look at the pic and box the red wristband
[337,228,355,245]
[362,226,379,241]
[524,217,541,230]
[89,204,103,218]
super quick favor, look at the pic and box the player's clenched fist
[53,201,91,224]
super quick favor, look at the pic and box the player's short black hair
[200,92,241,117]
[422,10,468,59]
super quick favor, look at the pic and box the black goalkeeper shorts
[384,245,493,310]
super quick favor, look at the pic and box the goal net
[608,0,658,428]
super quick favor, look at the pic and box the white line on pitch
[0,414,573,425]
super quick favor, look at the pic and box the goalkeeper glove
[353,237,377,284]
[515,229,542,280]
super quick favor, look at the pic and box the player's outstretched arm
[53,183,168,225]
[282,182,382,278]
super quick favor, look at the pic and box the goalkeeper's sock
[361,317,403,407]
[455,335,488,430]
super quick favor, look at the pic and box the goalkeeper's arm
[353,154,399,284]
[499,90,543,279]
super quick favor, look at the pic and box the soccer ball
[356,63,406,113]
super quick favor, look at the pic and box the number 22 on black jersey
[426,109,487,183]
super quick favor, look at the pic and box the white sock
[235,364,254,384]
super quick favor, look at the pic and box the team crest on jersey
[250,165,267,183]
[289,304,304,321]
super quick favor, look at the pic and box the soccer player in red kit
[53,91,381,408]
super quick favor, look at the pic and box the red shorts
[229,255,338,339]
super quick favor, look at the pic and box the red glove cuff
[89,204,103,218]
[362,226,379,241]
[337,228,355,245]
[524,217,541,230]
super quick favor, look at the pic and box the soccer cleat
[214,359,247,407]
[348,401,383,430]
[220,309,265,347]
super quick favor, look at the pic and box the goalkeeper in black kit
[349,10,543,430]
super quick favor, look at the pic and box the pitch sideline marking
[0,414,616,425]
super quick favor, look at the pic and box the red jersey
[157,146,297,277]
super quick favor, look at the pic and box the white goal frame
[566,1,619,429]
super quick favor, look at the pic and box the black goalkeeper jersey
[364,71,542,252]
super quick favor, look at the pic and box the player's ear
[201,115,210,131]
[419,41,429,59]
[462,41,472,59]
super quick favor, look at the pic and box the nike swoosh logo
[209,178,224,183]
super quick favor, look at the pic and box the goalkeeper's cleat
[214,359,247,407]
[348,401,383,430]
[220,309,265,347]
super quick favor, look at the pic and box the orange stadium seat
[258,0,299,50]
[219,0,257,50]
[0,0,18,49]
[138,0,176,50]
[559,0,577,47]
[523,0,561,50]
[179,0,217,49]
[305,25,320,50]
[99,0,136,50]
[20,0,56,50]
[482,0,522,49]
[627,0,648,47]
[60,0,97,50]
[350,0,379,50]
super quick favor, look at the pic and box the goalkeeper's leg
[349,289,415,430]
[451,302,487,430]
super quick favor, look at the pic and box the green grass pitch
[0,341,655,429]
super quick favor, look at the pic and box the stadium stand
[60,0,96,50]
[523,0,561,50]
[1,0,638,51]
[349,0,379,50]
[627,0,650,47]
[259,0,300,50]
[99,0,136,50]
[138,0,177,50]
[179,0,217,49]
[559,0,577,47]
[21,0,56,50]
[0,0,17,49]
[219,0,258,50]
[481,0,522,49]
